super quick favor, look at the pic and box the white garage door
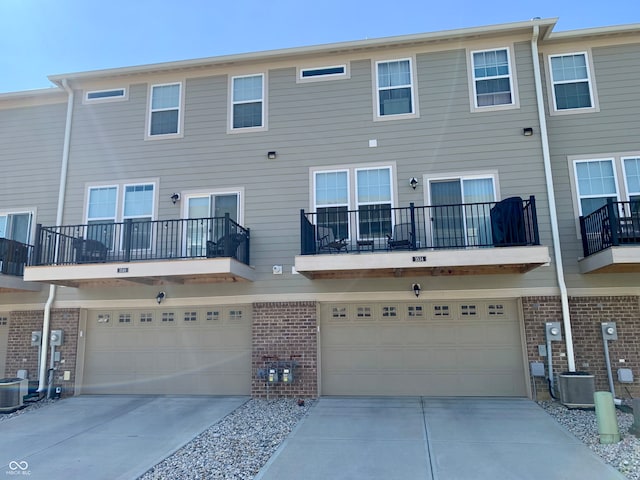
[0,315,8,377]
[321,300,527,396]
[82,306,251,395]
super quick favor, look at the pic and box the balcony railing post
[579,215,590,257]
[409,203,417,250]
[123,219,133,262]
[32,223,42,266]
[529,196,540,246]
[223,213,231,256]
[607,199,619,246]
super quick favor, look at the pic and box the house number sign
[412,256,427,262]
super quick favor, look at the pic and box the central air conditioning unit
[558,372,595,408]
[0,378,29,412]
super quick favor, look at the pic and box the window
[574,159,618,216]
[231,74,264,130]
[375,59,415,117]
[623,157,640,204]
[428,175,496,247]
[313,165,394,241]
[549,53,594,111]
[298,65,348,82]
[87,186,117,247]
[471,48,515,108]
[149,83,181,136]
[123,184,154,250]
[85,88,126,102]
[0,212,33,244]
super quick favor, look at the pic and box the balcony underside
[579,246,640,274]
[24,257,255,288]
[0,274,43,293]
[294,246,550,279]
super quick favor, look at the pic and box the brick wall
[6,309,80,397]
[523,296,640,399]
[252,301,317,398]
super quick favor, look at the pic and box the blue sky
[1,0,638,93]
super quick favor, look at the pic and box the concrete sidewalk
[256,397,625,480]
[0,395,248,479]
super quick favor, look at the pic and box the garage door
[0,315,8,377]
[321,301,527,396]
[82,306,251,395]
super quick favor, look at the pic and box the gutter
[530,25,576,371]
[38,79,74,392]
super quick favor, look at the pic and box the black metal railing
[300,196,539,255]
[0,238,32,276]
[579,199,640,257]
[32,215,250,266]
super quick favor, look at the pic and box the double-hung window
[314,170,350,240]
[471,48,515,109]
[87,186,118,248]
[231,74,264,130]
[549,53,594,111]
[149,83,181,136]
[123,184,155,250]
[356,168,392,239]
[573,159,618,216]
[623,158,640,205]
[375,59,415,118]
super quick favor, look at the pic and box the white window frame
[122,183,156,251]
[468,46,518,112]
[229,73,266,132]
[297,64,349,83]
[572,158,620,217]
[0,209,35,245]
[313,169,351,239]
[622,156,640,202]
[547,51,597,115]
[146,82,183,139]
[84,88,128,104]
[373,57,418,121]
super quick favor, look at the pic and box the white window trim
[423,173,500,206]
[0,208,36,244]
[83,88,128,104]
[373,57,419,121]
[467,46,519,112]
[312,169,351,213]
[86,185,120,223]
[145,82,184,140]
[297,64,349,83]
[572,158,620,217]
[122,183,156,220]
[181,189,245,225]
[546,50,599,116]
[228,73,267,133]
[84,181,158,224]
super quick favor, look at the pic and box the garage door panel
[322,301,526,397]
[83,307,251,395]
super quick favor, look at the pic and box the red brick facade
[251,301,317,398]
[5,309,80,397]
[523,296,640,399]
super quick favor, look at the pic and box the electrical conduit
[530,24,576,371]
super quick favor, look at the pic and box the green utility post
[594,391,620,444]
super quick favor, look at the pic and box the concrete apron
[255,397,626,480]
[0,395,248,480]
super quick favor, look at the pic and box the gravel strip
[539,400,639,479]
[0,397,57,422]
[139,398,313,480]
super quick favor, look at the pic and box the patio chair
[206,233,247,259]
[73,238,108,263]
[386,223,413,250]
[317,226,348,253]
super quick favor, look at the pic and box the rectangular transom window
[376,59,414,117]
[86,89,126,102]
[149,83,181,136]
[299,65,347,81]
[549,53,594,111]
[471,48,514,108]
[232,74,264,129]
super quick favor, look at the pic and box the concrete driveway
[0,395,247,479]
[256,397,625,480]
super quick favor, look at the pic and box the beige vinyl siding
[545,42,640,288]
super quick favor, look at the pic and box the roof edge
[548,23,640,40]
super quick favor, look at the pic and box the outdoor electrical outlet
[538,344,547,356]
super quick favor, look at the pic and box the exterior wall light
[170,193,180,204]
[412,283,421,297]
[523,127,534,136]
[156,291,166,304]
[267,151,277,159]
[409,177,419,190]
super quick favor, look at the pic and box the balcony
[24,215,254,287]
[578,200,640,273]
[295,196,550,279]
[0,238,41,292]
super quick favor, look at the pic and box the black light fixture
[409,177,419,190]
[267,151,277,159]
[523,127,533,137]
[412,283,421,298]
[156,291,166,304]
[170,193,180,204]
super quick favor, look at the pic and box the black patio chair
[206,233,246,259]
[387,223,413,250]
[73,238,108,263]
[317,226,348,253]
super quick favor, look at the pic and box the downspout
[530,25,576,371]
[38,79,74,392]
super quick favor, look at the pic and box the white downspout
[530,25,576,371]
[38,79,74,392]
